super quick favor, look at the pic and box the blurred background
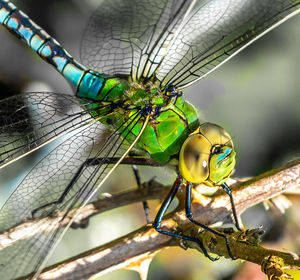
[0,1,299,279]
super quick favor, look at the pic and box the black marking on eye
[212,144,222,154]
[194,152,200,161]
[184,144,200,164]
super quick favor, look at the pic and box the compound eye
[179,133,211,183]
[200,123,233,148]
[200,124,236,185]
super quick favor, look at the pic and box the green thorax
[82,76,200,164]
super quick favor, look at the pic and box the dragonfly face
[179,122,236,185]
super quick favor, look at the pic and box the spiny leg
[221,182,242,231]
[31,157,162,218]
[185,182,236,260]
[132,165,151,223]
[153,176,218,261]
[31,157,88,218]
[87,157,162,166]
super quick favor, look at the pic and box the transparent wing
[81,0,299,88]
[158,0,300,88]
[0,94,148,279]
[0,92,96,168]
[80,0,191,81]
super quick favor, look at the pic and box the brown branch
[4,158,300,251]
[0,180,168,250]
[15,158,300,280]
[184,227,300,279]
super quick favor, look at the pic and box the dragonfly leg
[153,176,219,261]
[132,165,151,224]
[31,158,89,218]
[221,183,242,231]
[185,182,236,260]
[31,156,162,218]
[86,156,163,166]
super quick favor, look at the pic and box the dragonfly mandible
[0,0,299,279]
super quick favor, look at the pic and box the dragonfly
[0,0,299,279]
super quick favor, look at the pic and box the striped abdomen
[0,0,126,101]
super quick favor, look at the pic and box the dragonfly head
[178,123,236,186]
